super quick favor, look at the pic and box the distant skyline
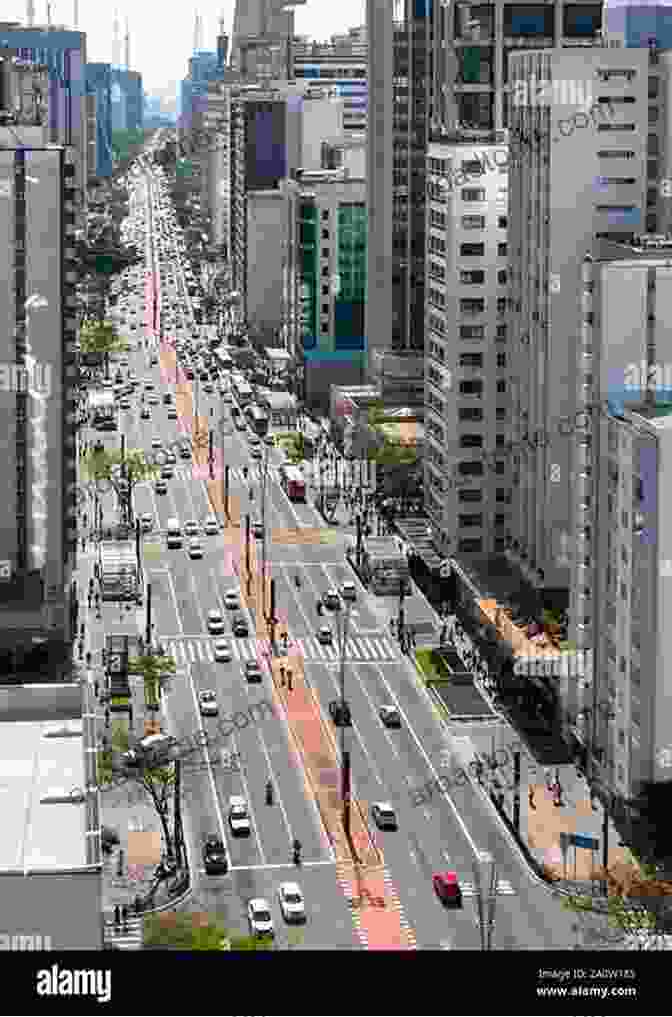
[4,1,365,98]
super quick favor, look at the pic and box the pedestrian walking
[114,905,121,928]
[94,679,99,697]
[528,786,536,810]
[121,905,128,932]
[88,591,92,608]
[287,669,293,691]
[280,665,286,686]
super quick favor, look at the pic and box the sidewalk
[75,455,188,948]
[449,726,630,893]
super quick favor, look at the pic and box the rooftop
[0,686,98,872]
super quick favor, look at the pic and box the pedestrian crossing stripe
[175,464,284,486]
[162,634,399,666]
[104,917,144,950]
[459,880,516,897]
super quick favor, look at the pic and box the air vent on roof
[42,721,83,738]
[40,787,86,804]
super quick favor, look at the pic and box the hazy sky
[6,0,365,96]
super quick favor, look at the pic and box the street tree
[127,653,176,712]
[97,720,176,860]
[80,319,129,356]
[84,445,159,524]
[143,910,269,950]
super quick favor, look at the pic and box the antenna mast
[27,0,36,27]
[124,16,130,70]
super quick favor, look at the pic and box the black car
[203,834,229,874]
[244,660,263,682]
[329,700,352,727]
[233,614,249,637]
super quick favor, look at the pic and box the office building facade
[293,30,368,133]
[282,167,367,405]
[85,63,112,180]
[0,143,79,680]
[424,131,510,556]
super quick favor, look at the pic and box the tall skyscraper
[230,0,306,79]
[366,0,431,372]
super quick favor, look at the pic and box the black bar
[135,518,140,570]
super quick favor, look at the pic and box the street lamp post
[334,601,353,845]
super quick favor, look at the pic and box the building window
[460,325,485,339]
[496,407,506,421]
[322,228,330,239]
[458,461,484,476]
[460,242,485,257]
[497,297,507,314]
[496,324,507,340]
[458,537,483,552]
[460,353,483,368]
[494,514,506,527]
[496,488,507,502]
[461,214,486,230]
[458,513,483,527]
[322,267,329,277]
[497,353,506,368]
[459,380,483,396]
[321,210,329,220]
[496,379,506,393]
[459,406,484,421]
[460,298,485,314]
[322,304,329,315]
[459,490,483,503]
[462,188,486,202]
[498,242,507,256]
[497,269,508,285]
[460,434,484,448]
[498,215,507,229]
[322,285,329,295]
[460,269,485,285]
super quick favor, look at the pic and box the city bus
[245,403,269,437]
[280,465,306,503]
[89,389,118,431]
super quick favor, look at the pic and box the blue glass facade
[605,0,672,48]
[86,63,113,178]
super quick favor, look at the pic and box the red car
[432,871,463,908]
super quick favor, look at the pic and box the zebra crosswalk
[103,917,144,950]
[163,632,399,666]
[174,463,285,487]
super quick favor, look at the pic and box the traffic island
[268,653,379,868]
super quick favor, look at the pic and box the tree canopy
[80,319,129,355]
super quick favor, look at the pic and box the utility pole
[259,444,271,619]
[145,582,152,647]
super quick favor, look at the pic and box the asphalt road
[83,163,579,950]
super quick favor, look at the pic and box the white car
[204,516,219,536]
[228,795,252,835]
[340,581,357,601]
[140,512,153,533]
[198,690,218,716]
[207,609,225,634]
[223,590,240,610]
[151,436,162,449]
[277,882,306,923]
[248,898,274,937]
[184,519,199,537]
[213,638,232,662]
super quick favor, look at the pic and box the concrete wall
[246,191,286,336]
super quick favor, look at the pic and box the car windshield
[232,806,247,817]
[254,909,271,923]
[284,891,302,904]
